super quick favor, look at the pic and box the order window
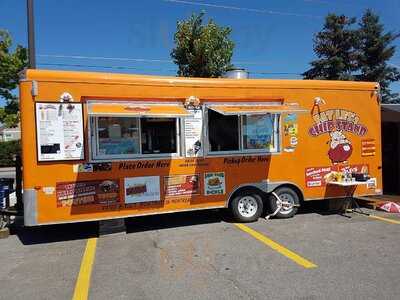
[208,109,240,152]
[93,116,178,159]
[207,109,279,153]
[242,114,277,150]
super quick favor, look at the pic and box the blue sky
[1,0,399,106]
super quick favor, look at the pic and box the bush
[0,140,20,167]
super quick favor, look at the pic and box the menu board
[164,174,200,197]
[56,180,120,207]
[35,102,84,161]
[124,176,160,204]
[184,108,203,157]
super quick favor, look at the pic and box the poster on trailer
[164,174,200,197]
[184,109,203,157]
[56,180,120,207]
[124,176,161,204]
[35,103,84,161]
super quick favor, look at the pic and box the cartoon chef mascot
[328,130,353,164]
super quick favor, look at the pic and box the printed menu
[36,102,84,161]
[184,108,203,157]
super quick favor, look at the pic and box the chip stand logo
[309,109,367,164]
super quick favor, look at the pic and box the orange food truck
[18,69,382,226]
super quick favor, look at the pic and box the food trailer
[18,69,382,226]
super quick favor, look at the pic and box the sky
[1,0,399,106]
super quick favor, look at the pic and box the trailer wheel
[269,186,300,219]
[230,191,263,222]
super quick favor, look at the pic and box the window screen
[242,114,276,150]
[207,108,279,153]
[94,116,178,158]
[98,117,140,155]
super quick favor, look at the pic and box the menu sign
[305,164,369,188]
[164,174,200,197]
[36,103,84,161]
[124,176,160,204]
[204,172,226,195]
[56,180,120,207]
[184,109,203,157]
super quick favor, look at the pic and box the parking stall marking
[234,223,317,269]
[367,214,400,225]
[72,238,98,300]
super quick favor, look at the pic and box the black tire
[269,186,300,219]
[229,191,263,222]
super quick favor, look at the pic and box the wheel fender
[268,182,304,203]
[226,184,268,208]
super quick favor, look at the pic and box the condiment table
[327,181,370,216]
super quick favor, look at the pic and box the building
[0,125,21,142]
[381,104,400,195]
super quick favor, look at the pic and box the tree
[0,140,20,167]
[0,29,28,127]
[356,9,400,103]
[303,14,359,80]
[171,12,234,78]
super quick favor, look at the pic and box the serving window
[207,107,279,154]
[93,116,179,159]
[242,114,277,151]
[89,102,188,160]
[208,109,240,152]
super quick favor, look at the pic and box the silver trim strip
[23,189,38,226]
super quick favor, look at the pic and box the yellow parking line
[235,223,317,269]
[72,238,98,300]
[368,215,400,225]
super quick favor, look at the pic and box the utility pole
[27,0,36,69]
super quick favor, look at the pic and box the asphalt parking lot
[1,203,400,300]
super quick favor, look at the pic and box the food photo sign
[204,172,226,195]
[164,174,200,197]
[124,176,161,204]
[56,180,120,207]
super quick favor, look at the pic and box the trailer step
[98,218,126,236]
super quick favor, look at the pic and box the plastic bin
[0,178,14,209]
[0,186,4,209]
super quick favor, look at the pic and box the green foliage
[0,140,20,167]
[303,14,358,80]
[171,12,235,78]
[356,9,400,103]
[304,11,400,103]
[0,29,28,127]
